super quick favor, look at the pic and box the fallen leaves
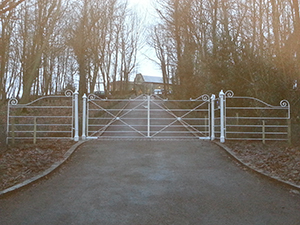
[226,141,300,186]
[0,140,75,191]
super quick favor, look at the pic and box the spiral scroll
[8,98,18,106]
[88,93,97,100]
[201,94,210,102]
[191,94,210,102]
[64,89,74,97]
[225,90,234,98]
[280,100,290,108]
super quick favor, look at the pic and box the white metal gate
[211,90,290,143]
[82,94,211,139]
[6,89,290,144]
[6,90,78,144]
[221,90,291,143]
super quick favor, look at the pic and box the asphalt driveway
[1,139,300,225]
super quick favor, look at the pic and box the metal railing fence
[211,90,291,143]
[6,90,78,144]
[6,90,291,144]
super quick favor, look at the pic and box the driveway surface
[1,139,300,225]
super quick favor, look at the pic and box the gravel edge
[215,141,300,191]
[0,140,86,196]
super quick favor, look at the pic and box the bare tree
[0,3,15,102]
[152,0,300,104]
[15,0,63,102]
[149,24,172,97]
[68,0,139,97]
[0,0,26,14]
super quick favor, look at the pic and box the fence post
[219,90,225,143]
[74,91,79,141]
[211,94,215,141]
[147,95,151,137]
[82,94,87,140]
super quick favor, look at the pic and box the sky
[128,0,162,78]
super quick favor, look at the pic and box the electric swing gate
[83,94,211,140]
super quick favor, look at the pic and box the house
[134,73,165,95]
[109,80,134,94]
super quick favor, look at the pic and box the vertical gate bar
[219,90,225,143]
[147,95,150,137]
[262,120,265,144]
[12,117,15,145]
[236,113,239,125]
[87,98,90,138]
[211,94,215,141]
[74,91,79,141]
[287,108,291,145]
[33,117,37,144]
[82,94,87,140]
[205,116,207,135]
[288,118,291,145]
[208,101,211,139]
[6,101,10,144]
[70,92,75,139]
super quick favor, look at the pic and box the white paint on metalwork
[74,91,79,141]
[223,90,290,142]
[199,137,211,140]
[82,94,87,140]
[85,94,210,139]
[211,94,215,141]
[6,90,76,144]
[87,95,146,138]
[84,90,289,143]
[149,97,210,139]
[219,90,225,143]
[224,90,234,98]
[190,94,210,102]
[147,95,151,137]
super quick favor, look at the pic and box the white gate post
[82,94,87,140]
[74,91,79,141]
[147,95,151,137]
[211,94,215,141]
[219,90,225,143]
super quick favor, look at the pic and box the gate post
[219,90,225,143]
[82,94,87,140]
[211,94,215,141]
[74,91,79,141]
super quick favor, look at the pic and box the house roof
[142,75,163,84]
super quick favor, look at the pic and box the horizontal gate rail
[85,94,149,139]
[83,94,211,139]
[147,94,210,139]
[82,90,291,143]
[222,90,290,143]
[6,90,77,144]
